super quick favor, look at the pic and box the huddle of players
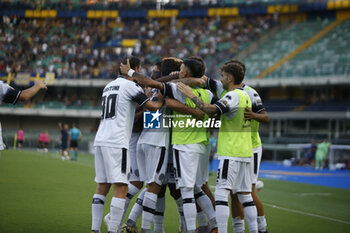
[91,56,269,233]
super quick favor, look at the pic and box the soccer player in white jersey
[203,60,270,233]
[0,80,47,151]
[121,58,205,233]
[91,57,164,233]
[178,60,259,233]
[230,82,269,233]
[121,58,218,233]
[113,57,147,232]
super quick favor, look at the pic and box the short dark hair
[188,56,206,73]
[224,59,246,73]
[183,58,205,78]
[122,56,141,70]
[161,57,182,76]
[154,61,162,71]
[220,60,245,84]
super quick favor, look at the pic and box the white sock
[195,190,217,229]
[175,197,186,231]
[215,189,230,233]
[197,211,208,227]
[153,197,165,233]
[91,194,106,231]
[257,216,267,232]
[108,197,126,232]
[238,194,258,233]
[141,192,158,230]
[232,217,245,233]
[126,188,146,226]
[120,184,140,225]
[180,188,197,231]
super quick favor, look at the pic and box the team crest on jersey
[144,110,162,129]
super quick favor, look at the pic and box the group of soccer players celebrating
[91,55,269,233]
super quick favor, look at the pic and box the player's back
[94,77,146,150]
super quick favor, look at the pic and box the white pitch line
[208,185,349,225]
[264,203,350,225]
[296,193,331,196]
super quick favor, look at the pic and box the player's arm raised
[19,80,47,101]
[120,59,164,92]
[155,74,179,83]
[165,98,204,120]
[177,83,218,117]
[170,76,207,88]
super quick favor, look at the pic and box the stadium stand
[0,16,274,79]
[243,19,332,79]
[271,18,350,78]
[0,0,331,10]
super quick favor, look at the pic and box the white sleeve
[125,81,150,107]
[250,90,265,113]
[163,82,186,104]
[207,78,225,97]
[213,91,239,119]
[206,89,219,104]
[0,82,21,105]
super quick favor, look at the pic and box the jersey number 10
[101,94,118,120]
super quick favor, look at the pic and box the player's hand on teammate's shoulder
[244,107,255,120]
[34,79,48,89]
[201,75,209,83]
[145,87,153,98]
[120,58,131,75]
[154,89,164,103]
[169,71,180,76]
[177,82,194,97]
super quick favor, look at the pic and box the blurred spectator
[69,123,82,161]
[58,122,69,160]
[37,132,44,151]
[17,129,24,149]
[0,16,274,79]
[315,139,331,170]
[300,139,317,165]
[43,131,50,152]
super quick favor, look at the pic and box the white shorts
[250,146,262,184]
[129,133,140,182]
[196,145,210,186]
[216,158,252,193]
[94,146,130,184]
[173,148,205,189]
[136,144,168,185]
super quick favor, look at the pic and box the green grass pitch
[1,150,350,233]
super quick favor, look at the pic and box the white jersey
[94,77,149,149]
[138,89,170,148]
[207,79,266,114]
[0,81,21,104]
[162,82,218,153]
[242,84,265,114]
